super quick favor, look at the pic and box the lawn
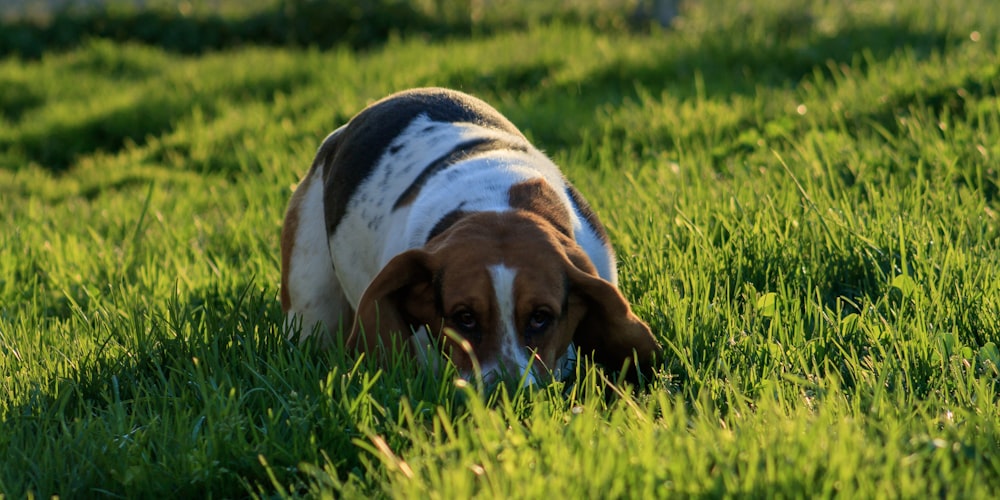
[1,0,999,497]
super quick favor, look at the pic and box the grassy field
[2,0,999,497]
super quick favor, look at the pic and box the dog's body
[281,88,660,383]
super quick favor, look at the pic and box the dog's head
[346,210,660,384]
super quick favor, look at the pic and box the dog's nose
[476,360,540,391]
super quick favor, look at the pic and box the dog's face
[347,211,659,383]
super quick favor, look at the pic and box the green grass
[2,0,999,497]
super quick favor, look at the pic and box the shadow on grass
[10,96,184,173]
[0,2,464,59]
[472,21,997,205]
[0,49,317,174]
[505,22,967,153]
[2,4,981,176]
[1,281,371,497]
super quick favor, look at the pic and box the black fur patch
[393,138,528,209]
[427,208,469,242]
[321,88,525,238]
[565,184,610,245]
[507,178,573,237]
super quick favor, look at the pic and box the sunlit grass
[2,0,999,496]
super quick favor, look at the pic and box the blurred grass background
[1,0,668,58]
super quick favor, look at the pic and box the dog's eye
[451,310,478,333]
[526,309,553,336]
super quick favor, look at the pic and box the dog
[280,88,660,384]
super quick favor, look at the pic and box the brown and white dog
[280,88,660,384]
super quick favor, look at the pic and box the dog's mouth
[462,343,578,392]
[409,327,577,390]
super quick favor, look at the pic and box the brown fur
[507,178,573,237]
[346,210,660,378]
[279,169,311,311]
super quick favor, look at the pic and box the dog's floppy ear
[347,249,437,362]
[565,251,661,379]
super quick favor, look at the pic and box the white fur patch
[286,165,350,344]
[487,264,536,385]
[329,114,577,305]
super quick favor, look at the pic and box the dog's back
[313,88,614,304]
[281,89,660,380]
